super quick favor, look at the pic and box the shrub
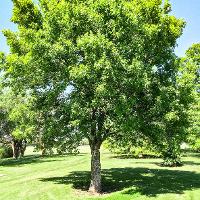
[161,146,183,167]
[0,144,13,159]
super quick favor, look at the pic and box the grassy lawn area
[0,146,200,200]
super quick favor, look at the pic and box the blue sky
[0,0,200,56]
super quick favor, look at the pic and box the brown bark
[41,143,46,156]
[20,140,27,157]
[89,143,102,193]
[11,140,20,159]
[11,139,26,159]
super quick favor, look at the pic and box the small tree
[0,83,35,158]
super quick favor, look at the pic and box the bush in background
[103,139,161,159]
[0,144,13,159]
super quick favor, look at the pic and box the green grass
[0,146,200,200]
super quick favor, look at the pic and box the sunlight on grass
[0,146,200,200]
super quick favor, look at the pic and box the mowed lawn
[0,146,200,200]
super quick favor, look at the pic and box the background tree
[2,0,185,193]
[32,99,81,156]
[184,44,200,151]
[0,78,35,158]
[106,52,197,167]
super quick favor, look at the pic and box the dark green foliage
[104,136,161,158]
[0,144,13,159]
[161,144,182,167]
[184,44,200,152]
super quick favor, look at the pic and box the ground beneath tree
[0,146,200,200]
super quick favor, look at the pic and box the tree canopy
[1,0,189,193]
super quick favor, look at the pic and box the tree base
[88,186,102,194]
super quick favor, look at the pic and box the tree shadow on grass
[0,155,58,167]
[182,152,200,158]
[40,167,200,196]
[0,154,83,167]
[110,155,160,159]
[183,161,200,166]
[189,153,200,158]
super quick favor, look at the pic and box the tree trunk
[20,140,27,157]
[89,143,102,193]
[11,141,16,159]
[11,139,26,159]
[41,143,46,156]
[11,140,20,159]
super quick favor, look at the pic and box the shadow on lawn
[0,153,85,167]
[0,153,84,167]
[189,153,200,158]
[0,155,60,167]
[110,155,160,159]
[184,161,200,166]
[40,167,200,196]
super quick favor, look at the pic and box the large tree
[2,0,185,193]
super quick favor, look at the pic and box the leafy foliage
[1,0,188,192]
[184,44,200,151]
[0,144,13,159]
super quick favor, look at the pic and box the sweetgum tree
[2,0,184,193]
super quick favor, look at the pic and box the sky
[0,0,200,57]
